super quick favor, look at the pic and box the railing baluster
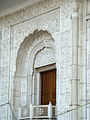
[48,102,52,119]
[30,103,33,119]
[18,106,21,120]
[55,104,57,116]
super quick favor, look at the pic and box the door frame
[34,63,56,105]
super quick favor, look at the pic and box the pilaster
[71,1,79,120]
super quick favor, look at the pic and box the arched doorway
[14,30,56,119]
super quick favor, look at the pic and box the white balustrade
[18,102,56,120]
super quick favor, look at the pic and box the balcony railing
[18,102,56,120]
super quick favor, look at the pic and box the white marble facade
[0,0,90,120]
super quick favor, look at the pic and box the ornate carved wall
[0,0,74,119]
[0,0,89,120]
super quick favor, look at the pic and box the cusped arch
[15,30,55,77]
[27,38,56,76]
[14,29,56,118]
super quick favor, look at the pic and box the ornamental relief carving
[34,47,56,68]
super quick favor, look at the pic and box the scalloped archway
[13,30,56,118]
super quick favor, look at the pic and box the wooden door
[41,69,56,105]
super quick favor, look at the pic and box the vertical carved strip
[87,20,90,120]
[80,0,87,119]
[71,3,79,120]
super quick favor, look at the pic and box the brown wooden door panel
[41,69,56,105]
[41,71,50,105]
